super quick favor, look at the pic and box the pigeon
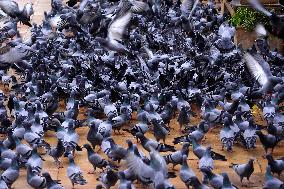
[26,164,46,189]
[117,171,136,189]
[1,157,19,188]
[106,137,128,163]
[221,172,237,189]
[248,0,284,39]
[220,120,235,152]
[26,145,44,174]
[231,158,254,183]
[0,156,11,171]
[215,23,235,52]
[190,176,210,189]
[179,155,196,189]
[0,141,16,159]
[255,130,281,154]
[244,52,282,96]
[87,121,103,150]
[0,43,34,69]
[15,136,32,161]
[266,154,284,176]
[199,146,214,170]
[48,139,64,168]
[67,154,87,187]
[177,105,194,131]
[0,175,8,189]
[152,118,169,143]
[122,115,149,137]
[191,137,227,161]
[263,165,284,189]
[0,0,34,26]
[163,143,190,169]
[201,167,223,189]
[63,120,81,156]
[42,172,64,189]
[83,143,109,173]
[135,132,176,152]
[96,0,149,53]
[173,120,208,144]
[98,166,119,189]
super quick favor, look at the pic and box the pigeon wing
[21,3,34,20]
[129,0,149,13]
[244,52,268,86]
[108,4,132,42]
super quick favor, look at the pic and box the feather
[248,0,272,17]
[108,9,132,42]
[244,52,269,86]
[130,0,149,13]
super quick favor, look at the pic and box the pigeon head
[96,184,104,189]
[135,132,144,139]
[118,171,126,180]
[82,143,91,149]
[265,154,273,161]
[182,142,191,149]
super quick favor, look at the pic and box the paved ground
[1,1,284,189]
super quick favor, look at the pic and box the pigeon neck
[222,173,232,187]
[85,145,95,155]
[191,138,199,149]
[182,157,189,169]
[11,157,19,170]
[44,174,56,187]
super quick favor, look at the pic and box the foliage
[230,7,270,31]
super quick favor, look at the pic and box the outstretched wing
[248,0,272,16]
[107,3,132,42]
[244,52,269,86]
[129,0,149,13]
[21,3,34,20]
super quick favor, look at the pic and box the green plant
[230,7,270,31]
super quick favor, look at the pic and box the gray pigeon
[191,137,227,161]
[199,146,214,170]
[48,139,64,168]
[96,0,149,53]
[26,164,46,189]
[220,121,235,152]
[118,171,135,189]
[266,154,284,177]
[0,175,8,189]
[201,167,223,189]
[152,118,169,143]
[163,143,190,170]
[98,166,118,189]
[1,157,19,188]
[87,121,103,150]
[263,165,284,189]
[26,145,44,174]
[67,154,87,187]
[135,132,176,152]
[15,136,32,162]
[179,155,196,189]
[83,143,109,173]
[190,176,210,189]
[42,172,64,189]
[0,156,11,171]
[221,172,237,189]
[231,158,254,183]
[244,52,282,96]
[177,105,194,131]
